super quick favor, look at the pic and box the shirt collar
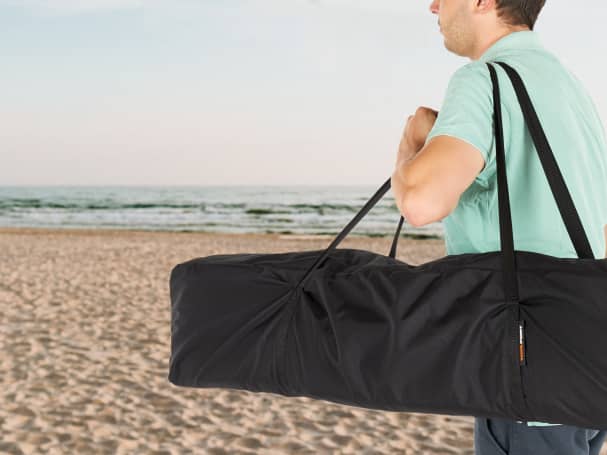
[477,30,544,63]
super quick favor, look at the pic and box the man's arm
[392,134,486,227]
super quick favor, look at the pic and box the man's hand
[395,106,439,166]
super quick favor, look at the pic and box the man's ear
[475,0,495,13]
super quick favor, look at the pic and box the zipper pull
[518,320,526,366]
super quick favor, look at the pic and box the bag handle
[487,62,518,302]
[292,61,594,293]
[389,215,405,258]
[292,177,394,290]
[493,61,594,260]
[488,60,595,303]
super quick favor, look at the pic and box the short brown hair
[495,0,546,30]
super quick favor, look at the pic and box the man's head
[429,0,546,60]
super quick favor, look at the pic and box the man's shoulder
[448,61,492,87]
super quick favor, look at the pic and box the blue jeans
[474,416,607,455]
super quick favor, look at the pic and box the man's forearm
[391,155,417,217]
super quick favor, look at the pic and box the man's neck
[470,26,531,61]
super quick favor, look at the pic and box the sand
[0,227,604,455]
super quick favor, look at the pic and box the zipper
[514,316,529,416]
[518,319,527,366]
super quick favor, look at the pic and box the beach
[0,227,604,454]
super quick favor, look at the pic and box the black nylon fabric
[168,62,607,430]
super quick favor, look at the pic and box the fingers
[404,116,413,135]
[415,106,439,116]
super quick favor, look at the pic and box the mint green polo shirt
[425,30,607,427]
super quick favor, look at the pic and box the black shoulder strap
[492,61,595,260]
[487,62,519,302]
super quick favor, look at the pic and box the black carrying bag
[168,61,607,430]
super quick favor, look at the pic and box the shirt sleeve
[424,63,496,188]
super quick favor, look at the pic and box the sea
[0,186,445,239]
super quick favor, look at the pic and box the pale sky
[1,0,605,186]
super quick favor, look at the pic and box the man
[390,0,607,453]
